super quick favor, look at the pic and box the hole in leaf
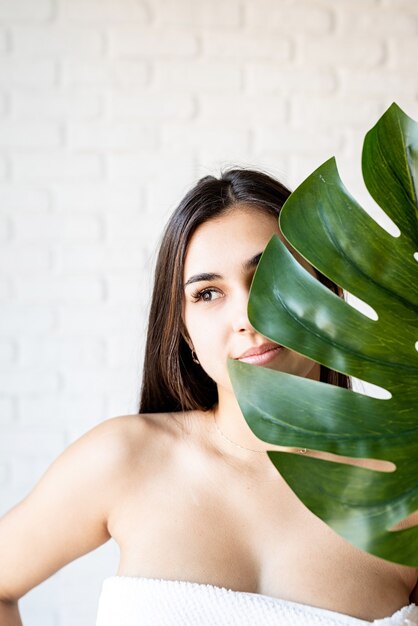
[414,252,418,262]
[350,377,391,399]
[361,199,401,237]
[415,341,418,352]
[344,291,378,321]
[294,447,396,472]
[389,510,418,532]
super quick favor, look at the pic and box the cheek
[186,315,220,355]
[184,314,229,382]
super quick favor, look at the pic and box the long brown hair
[139,168,351,414]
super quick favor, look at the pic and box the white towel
[95,576,418,626]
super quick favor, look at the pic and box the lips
[235,342,283,365]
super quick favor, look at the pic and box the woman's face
[182,204,320,397]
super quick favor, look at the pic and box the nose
[231,289,255,334]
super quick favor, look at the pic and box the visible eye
[190,287,223,303]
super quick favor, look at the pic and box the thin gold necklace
[212,412,308,455]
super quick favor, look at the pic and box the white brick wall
[1,0,418,624]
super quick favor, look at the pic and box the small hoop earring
[191,349,200,365]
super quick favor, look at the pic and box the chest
[109,460,414,620]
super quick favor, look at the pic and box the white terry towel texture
[95,576,418,626]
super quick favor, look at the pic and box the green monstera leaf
[228,103,418,566]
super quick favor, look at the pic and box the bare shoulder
[73,412,182,473]
[82,410,199,479]
[95,411,190,450]
[0,411,185,602]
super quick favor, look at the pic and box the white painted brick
[253,126,344,155]
[67,121,158,151]
[197,94,287,124]
[0,121,62,148]
[245,67,337,96]
[0,487,25,516]
[0,186,51,211]
[0,0,54,21]
[244,1,333,34]
[12,25,104,57]
[18,392,106,426]
[145,177,203,224]
[0,59,57,87]
[0,214,11,241]
[0,395,14,423]
[104,271,145,303]
[384,0,418,12]
[0,461,8,485]
[108,92,195,120]
[0,27,8,52]
[161,122,250,154]
[290,96,383,130]
[62,59,149,87]
[195,149,255,171]
[0,90,8,116]
[0,338,17,365]
[19,601,58,626]
[59,364,132,395]
[289,154,334,189]
[104,209,160,240]
[0,428,65,466]
[300,36,385,69]
[12,90,102,120]
[57,303,142,333]
[153,61,242,93]
[0,305,55,332]
[156,0,241,27]
[54,593,100,626]
[0,276,12,301]
[12,153,103,181]
[390,37,418,71]
[0,155,9,180]
[202,33,292,62]
[107,151,195,183]
[339,6,418,35]
[340,70,418,99]
[51,183,144,212]
[0,244,51,272]
[0,369,60,395]
[13,212,103,241]
[58,365,107,394]
[338,0,380,4]
[56,243,147,272]
[19,336,105,367]
[10,454,56,489]
[60,0,150,22]
[15,274,105,303]
[109,27,198,58]
[106,332,144,369]
[105,387,140,418]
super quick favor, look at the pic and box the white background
[0,0,417,624]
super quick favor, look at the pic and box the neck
[213,390,268,454]
[213,386,307,460]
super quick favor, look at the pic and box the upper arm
[0,415,138,602]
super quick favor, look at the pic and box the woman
[0,169,417,626]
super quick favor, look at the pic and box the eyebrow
[184,252,263,288]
